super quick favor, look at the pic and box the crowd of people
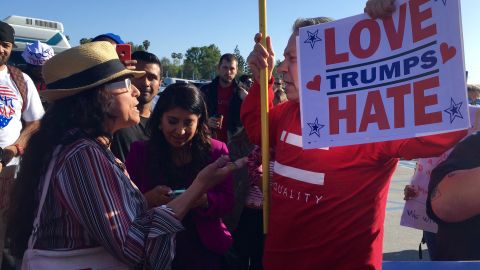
[0,0,479,269]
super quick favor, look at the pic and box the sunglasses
[105,78,132,93]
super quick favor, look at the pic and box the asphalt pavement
[383,161,430,261]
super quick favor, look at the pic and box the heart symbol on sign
[306,75,321,91]
[440,43,456,64]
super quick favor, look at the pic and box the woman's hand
[364,0,396,19]
[403,184,419,200]
[166,156,247,220]
[195,156,248,192]
[144,185,173,208]
[124,59,138,70]
[247,33,275,83]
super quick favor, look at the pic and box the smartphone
[170,189,186,198]
[115,44,131,62]
[212,114,224,129]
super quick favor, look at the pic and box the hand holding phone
[115,44,131,63]
[169,189,186,198]
[143,185,173,207]
[208,114,223,129]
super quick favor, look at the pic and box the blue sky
[2,0,479,83]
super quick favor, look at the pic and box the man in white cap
[21,40,54,91]
[0,21,44,268]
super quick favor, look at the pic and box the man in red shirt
[201,54,246,143]
[241,0,467,269]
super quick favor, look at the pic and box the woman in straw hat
[7,41,246,269]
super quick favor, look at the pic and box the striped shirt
[245,145,274,209]
[34,137,183,270]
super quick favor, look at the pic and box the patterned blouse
[246,145,275,208]
[33,136,183,270]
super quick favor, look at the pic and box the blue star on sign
[443,98,463,124]
[307,118,324,137]
[434,0,447,6]
[304,30,322,49]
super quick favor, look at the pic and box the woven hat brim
[41,69,144,102]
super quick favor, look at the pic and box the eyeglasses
[105,78,132,93]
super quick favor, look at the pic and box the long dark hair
[7,87,113,257]
[146,83,211,188]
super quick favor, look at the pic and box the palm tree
[143,40,151,51]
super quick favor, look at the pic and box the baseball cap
[0,21,15,46]
[22,41,55,66]
[92,33,125,45]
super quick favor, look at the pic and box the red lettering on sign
[349,19,381,59]
[382,3,407,50]
[410,0,437,43]
[359,90,390,131]
[387,84,411,128]
[325,27,349,65]
[324,0,437,65]
[329,94,357,134]
[414,76,441,126]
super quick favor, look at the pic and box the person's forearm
[14,120,40,147]
[167,180,206,220]
[1,120,40,165]
[167,156,246,220]
[397,129,467,160]
[431,167,480,222]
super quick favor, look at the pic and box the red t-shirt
[216,84,233,142]
[35,81,46,91]
[241,82,467,270]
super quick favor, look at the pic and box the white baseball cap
[22,41,55,66]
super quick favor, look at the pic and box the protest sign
[298,0,468,149]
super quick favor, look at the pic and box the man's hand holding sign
[299,0,469,148]
[241,0,467,269]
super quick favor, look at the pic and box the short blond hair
[468,84,480,94]
[292,17,334,32]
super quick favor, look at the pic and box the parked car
[162,77,210,90]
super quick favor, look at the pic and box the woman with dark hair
[8,42,244,270]
[126,83,234,269]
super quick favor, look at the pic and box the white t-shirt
[0,66,44,165]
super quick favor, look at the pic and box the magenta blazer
[125,139,234,254]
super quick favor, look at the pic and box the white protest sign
[298,0,468,149]
[400,105,480,233]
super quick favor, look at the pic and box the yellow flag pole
[258,0,270,233]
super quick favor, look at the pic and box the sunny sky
[2,0,479,83]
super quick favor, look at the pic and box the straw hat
[41,41,144,102]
